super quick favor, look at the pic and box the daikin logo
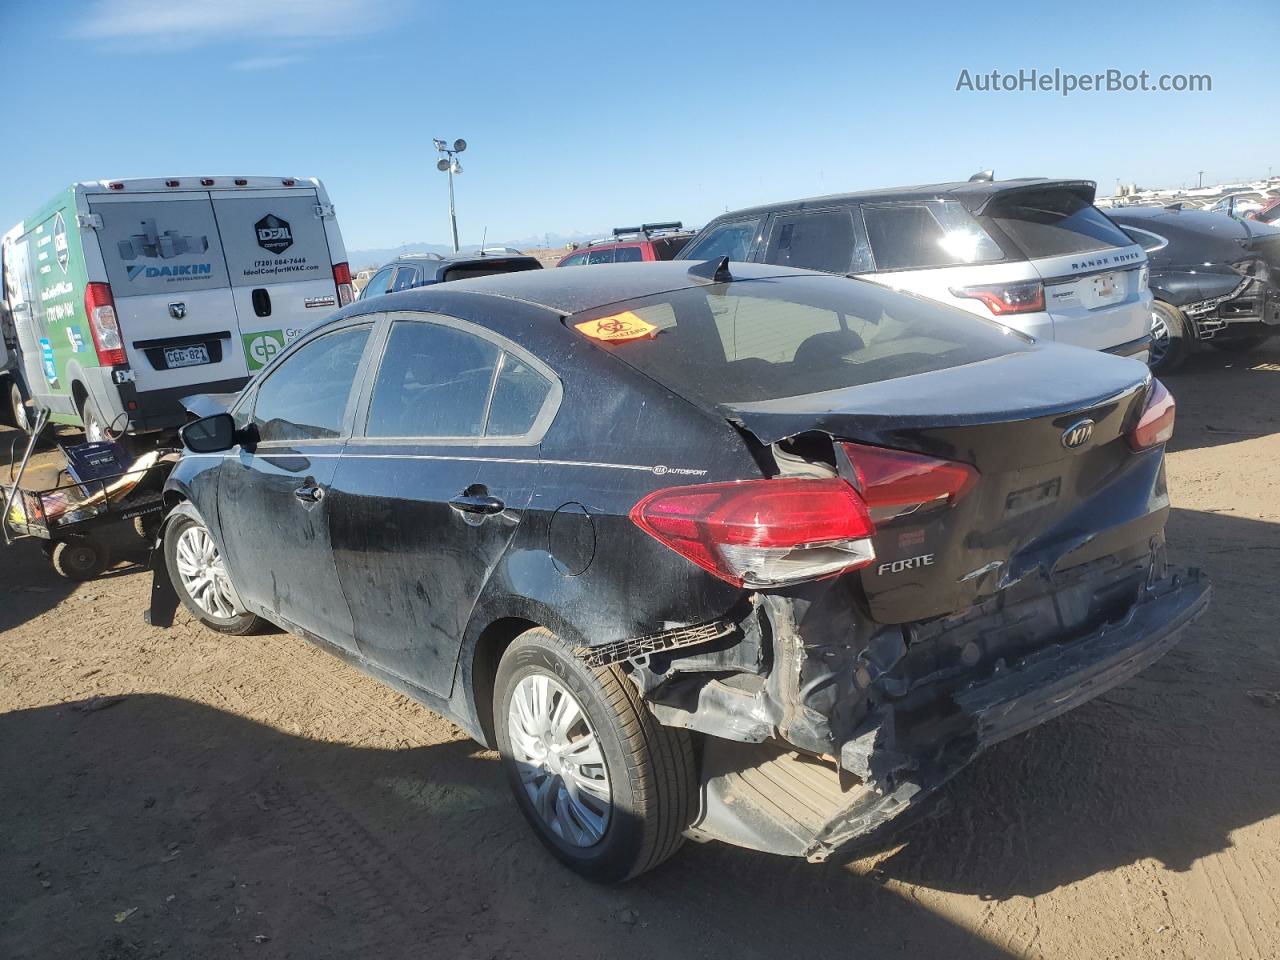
[127,263,213,281]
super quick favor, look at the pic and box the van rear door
[210,189,340,373]
[89,193,249,395]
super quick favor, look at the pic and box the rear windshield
[651,235,691,260]
[985,190,1134,258]
[569,274,1026,405]
[442,260,541,283]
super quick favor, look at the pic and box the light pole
[434,138,466,253]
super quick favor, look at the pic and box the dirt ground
[2,343,1279,960]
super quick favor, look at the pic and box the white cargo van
[1,176,352,439]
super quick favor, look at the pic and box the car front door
[217,321,374,648]
[327,313,560,697]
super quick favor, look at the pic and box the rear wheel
[9,381,31,433]
[79,395,111,444]
[164,513,262,634]
[1148,301,1192,372]
[51,538,110,580]
[494,627,696,883]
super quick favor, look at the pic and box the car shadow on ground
[1162,339,1280,454]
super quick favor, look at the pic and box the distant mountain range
[347,232,600,268]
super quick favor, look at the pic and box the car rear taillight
[952,280,1045,315]
[1128,379,1175,450]
[83,282,126,366]
[629,478,876,588]
[842,443,978,523]
[333,262,353,306]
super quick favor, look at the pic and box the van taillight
[83,282,126,367]
[630,478,876,587]
[1127,379,1175,450]
[842,442,978,523]
[333,262,354,306]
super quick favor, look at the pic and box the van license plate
[164,344,210,368]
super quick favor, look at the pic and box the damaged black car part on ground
[1108,206,1280,371]
[148,260,1210,882]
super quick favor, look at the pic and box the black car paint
[1108,207,1280,339]
[157,261,1209,861]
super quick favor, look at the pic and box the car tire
[79,395,112,444]
[494,626,696,883]
[1148,301,1192,373]
[51,537,110,580]
[164,513,263,635]
[8,381,32,433]
[1208,332,1274,353]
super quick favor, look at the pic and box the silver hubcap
[1149,308,1170,367]
[508,673,612,847]
[174,524,239,620]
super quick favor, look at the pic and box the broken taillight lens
[842,442,978,523]
[952,280,1045,315]
[1128,379,1175,450]
[630,478,876,588]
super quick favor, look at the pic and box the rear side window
[560,252,589,266]
[586,248,615,264]
[985,190,1134,257]
[390,265,420,292]
[569,274,1023,405]
[863,202,1004,271]
[366,322,500,438]
[764,209,856,273]
[612,246,644,263]
[252,326,370,442]
[486,354,552,436]
[650,236,691,260]
[682,218,761,262]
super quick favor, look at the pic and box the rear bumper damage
[662,564,1210,861]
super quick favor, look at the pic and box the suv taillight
[952,280,1045,315]
[1128,379,1175,450]
[841,443,979,523]
[630,478,876,588]
[84,282,126,366]
[333,262,353,306]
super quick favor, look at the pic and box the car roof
[369,260,817,315]
[703,178,1096,221]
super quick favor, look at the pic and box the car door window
[485,353,553,437]
[360,267,394,299]
[366,321,501,438]
[390,265,421,292]
[252,326,370,443]
[612,245,644,262]
[586,247,615,264]
[764,209,857,273]
[561,252,588,266]
[681,218,762,262]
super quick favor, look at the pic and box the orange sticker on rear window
[574,311,657,342]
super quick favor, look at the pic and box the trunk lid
[722,347,1162,623]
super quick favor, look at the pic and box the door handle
[294,483,325,503]
[448,494,505,516]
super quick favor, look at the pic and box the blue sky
[1,0,1276,254]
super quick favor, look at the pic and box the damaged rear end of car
[569,269,1210,862]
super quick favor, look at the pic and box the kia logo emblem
[1061,419,1095,449]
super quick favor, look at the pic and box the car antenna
[687,256,732,283]
[479,226,487,255]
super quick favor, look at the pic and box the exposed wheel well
[471,616,538,745]
[71,381,88,416]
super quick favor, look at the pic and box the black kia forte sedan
[154,260,1210,882]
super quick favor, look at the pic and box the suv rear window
[441,259,541,283]
[985,189,1134,258]
[862,201,1004,271]
[569,274,1023,405]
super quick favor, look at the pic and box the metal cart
[2,409,176,580]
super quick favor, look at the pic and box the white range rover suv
[678,177,1153,362]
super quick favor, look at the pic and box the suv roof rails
[399,251,444,260]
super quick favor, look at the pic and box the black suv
[359,252,541,299]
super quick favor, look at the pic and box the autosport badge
[574,311,658,342]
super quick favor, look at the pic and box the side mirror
[181,413,238,453]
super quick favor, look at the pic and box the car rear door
[89,192,247,394]
[210,188,342,372]
[327,313,559,697]
[216,321,375,648]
